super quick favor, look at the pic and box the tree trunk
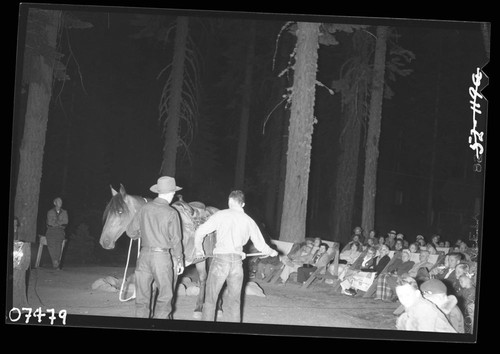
[361,26,388,234]
[13,8,62,308]
[276,109,289,236]
[427,33,443,228]
[332,115,362,244]
[234,21,256,189]
[15,9,62,243]
[279,22,320,243]
[160,16,189,176]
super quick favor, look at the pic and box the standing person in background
[126,176,184,319]
[45,197,68,270]
[194,190,278,322]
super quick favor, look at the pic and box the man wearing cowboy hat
[126,176,184,319]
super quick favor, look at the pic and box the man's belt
[142,247,169,253]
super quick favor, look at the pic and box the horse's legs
[193,261,207,318]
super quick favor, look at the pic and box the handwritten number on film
[469,67,485,171]
[8,307,67,325]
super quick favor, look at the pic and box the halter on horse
[100,184,218,318]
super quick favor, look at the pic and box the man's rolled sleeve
[249,221,273,255]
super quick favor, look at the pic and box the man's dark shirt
[126,197,183,262]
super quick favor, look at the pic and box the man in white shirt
[194,190,277,322]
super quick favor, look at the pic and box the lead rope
[119,237,141,302]
[119,198,147,302]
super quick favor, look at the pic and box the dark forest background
[11,7,488,265]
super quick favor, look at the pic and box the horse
[99,183,218,319]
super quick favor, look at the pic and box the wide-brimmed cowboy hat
[150,176,182,194]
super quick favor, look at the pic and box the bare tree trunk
[234,21,256,189]
[15,9,62,243]
[427,33,443,228]
[276,110,289,236]
[279,22,320,243]
[361,26,388,234]
[333,115,362,244]
[161,16,189,176]
[60,90,74,197]
[13,8,62,308]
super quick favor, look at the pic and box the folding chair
[363,251,399,298]
[301,243,339,289]
[35,235,66,268]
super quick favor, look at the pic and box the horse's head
[100,184,145,250]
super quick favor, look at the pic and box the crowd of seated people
[248,226,478,334]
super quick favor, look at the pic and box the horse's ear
[119,183,126,196]
[110,185,118,196]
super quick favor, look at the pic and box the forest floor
[16,263,407,337]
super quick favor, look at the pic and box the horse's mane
[103,192,151,223]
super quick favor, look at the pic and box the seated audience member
[374,249,415,302]
[453,263,471,295]
[430,254,449,279]
[393,239,404,254]
[308,242,328,266]
[409,242,420,254]
[374,235,386,251]
[362,236,376,252]
[444,241,451,248]
[342,229,362,252]
[432,252,462,296]
[351,226,364,243]
[417,237,427,248]
[405,249,434,284]
[361,245,391,275]
[314,244,336,271]
[340,245,391,296]
[455,239,463,248]
[395,275,457,333]
[255,249,283,280]
[457,274,476,334]
[278,241,315,284]
[368,229,377,239]
[430,234,441,249]
[297,243,335,283]
[426,243,439,255]
[329,241,362,279]
[310,237,322,256]
[458,242,473,261]
[420,279,465,333]
[385,230,397,250]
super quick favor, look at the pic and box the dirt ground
[17,263,406,336]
